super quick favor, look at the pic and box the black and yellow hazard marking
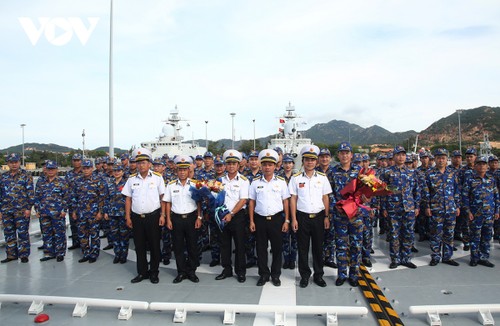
[358,264,404,326]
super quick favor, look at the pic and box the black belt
[297,210,323,219]
[256,212,282,220]
[172,211,196,219]
[132,208,160,219]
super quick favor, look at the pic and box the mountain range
[1,106,498,154]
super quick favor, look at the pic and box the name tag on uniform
[257,186,264,189]
[299,182,305,188]
[131,183,140,189]
[173,190,179,193]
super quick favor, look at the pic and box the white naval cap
[132,147,152,162]
[299,145,320,159]
[222,149,242,163]
[174,155,193,168]
[258,149,279,164]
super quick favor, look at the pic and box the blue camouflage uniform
[330,144,363,281]
[416,152,431,240]
[277,154,297,268]
[316,149,336,266]
[422,150,460,263]
[104,166,130,263]
[462,158,499,265]
[380,146,420,267]
[34,161,70,259]
[243,160,262,267]
[65,154,84,248]
[487,155,500,240]
[456,148,477,248]
[71,160,107,261]
[0,154,34,261]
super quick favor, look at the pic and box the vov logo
[18,17,99,46]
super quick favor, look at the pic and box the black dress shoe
[453,246,458,251]
[102,244,113,250]
[78,257,89,263]
[411,246,419,253]
[162,258,170,265]
[401,261,417,269]
[131,274,149,283]
[324,261,337,268]
[478,260,495,268]
[88,258,96,263]
[237,274,246,283]
[188,274,200,283]
[463,245,470,251]
[348,278,359,287]
[289,262,296,269]
[470,260,478,267]
[370,248,375,254]
[113,257,120,264]
[256,276,269,286]
[271,277,281,287]
[299,277,308,288]
[1,257,17,264]
[442,259,460,266]
[209,260,220,267]
[283,261,290,269]
[389,261,398,269]
[150,275,159,284]
[335,277,346,286]
[40,256,55,262]
[38,245,44,250]
[56,256,64,262]
[362,258,372,267]
[20,257,29,263]
[429,259,439,266]
[313,277,327,287]
[68,244,80,250]
[120,258,127,264]
[215,272,233,280]
[173,274,187,284]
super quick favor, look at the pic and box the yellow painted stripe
[378,320,391,326]
[365,273,374,280]
[370,303,382,313]
[359,280,368,286]
[364,291,374,299]
[378,294,389,303]
[386,307,400,318]
[371,283,381,291]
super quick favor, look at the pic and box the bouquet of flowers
[189,179,229,231]
[336,168,394,219]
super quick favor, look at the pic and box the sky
[1,0,499,151]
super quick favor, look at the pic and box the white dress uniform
[289,145,332,287]
[249,149,290,285]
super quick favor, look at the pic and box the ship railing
[409,303,500,326]
[149,301,368,325]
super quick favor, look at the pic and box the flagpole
[108,0,115,157]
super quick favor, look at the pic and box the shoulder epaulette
[239,175,248,181]
[129,173,137,178]
[276,175,285,181]
[293,172,302,177]
[168,180,177,185]
[316,171,326,176]
[153,171,162,177]
[253,176,262,181]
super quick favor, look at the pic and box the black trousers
[220,210,246,276]
[171,211,199,276]
[131,209,161,277]
[297,210,325,279]
[255,212,284,279]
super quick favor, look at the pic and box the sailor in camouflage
[422,149,461,266]
[380,146,421,270]
[0,153,35,263]
[278,154,297,269]
[71,159,107,263]
[315,148,337,269]
[34,160,69,262]
[330,142,363,286]
[104,163,130,264]
[65,153,83,250]
[462,156,500,267]
[456,147,477,251]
